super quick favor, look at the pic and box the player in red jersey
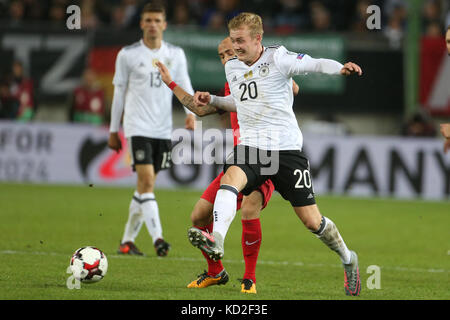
[156,37,298,293]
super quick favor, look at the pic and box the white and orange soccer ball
[69,246,108,283]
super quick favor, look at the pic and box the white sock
[212,185,238,239]
[140,192,163,244]
[121,191,143,244]
[314,216,352,264]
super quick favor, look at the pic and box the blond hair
[228,12,264,38]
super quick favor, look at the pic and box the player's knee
[303,215,322,231]
[138,174,155,191]
[241,205,260,220]
[141,179,155,190]
[220,167,246,189]
[220,173,233,186]
[190,201,213,227]
[190,210,201,225]
[241,197,262,220]
[294,205,322,231]
[190,210,212,227]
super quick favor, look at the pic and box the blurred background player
[7,60,36,121]
[156,37,299,294]
[190,12,363,296]
[108,2,196,257]
[0,60,35,121]
[401,110,436,137]
[69,68,106,125]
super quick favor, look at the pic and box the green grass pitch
[0,183,448,300]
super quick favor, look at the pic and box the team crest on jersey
[258,63,270,77]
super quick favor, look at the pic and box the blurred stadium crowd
[0,0,448,35]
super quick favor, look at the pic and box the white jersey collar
[140,39,165,53]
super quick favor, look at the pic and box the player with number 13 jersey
[109,3,195,258]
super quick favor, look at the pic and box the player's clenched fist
[340,62,362,76]
[194,91,211,106]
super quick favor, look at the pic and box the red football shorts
[201,171,275,210]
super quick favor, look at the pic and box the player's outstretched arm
[307,58,362,76]
[195,91,237,112]
[156,61,218,117]
[279,48,362,77]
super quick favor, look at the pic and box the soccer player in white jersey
[189,12,363,296]
[108,2,196,257]
[155,38,298,294]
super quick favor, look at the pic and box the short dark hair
[141,2,166,18]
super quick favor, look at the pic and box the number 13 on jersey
[150,72,162,87]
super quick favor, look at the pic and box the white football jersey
[112,40,194,139]
[225,45,342,151]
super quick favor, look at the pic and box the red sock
[241,218,261,283]
[196,223,223,277]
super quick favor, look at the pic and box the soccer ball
[69,246,108,283]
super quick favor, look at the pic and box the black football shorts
[128,136,172,173]
[223,145,316,207]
